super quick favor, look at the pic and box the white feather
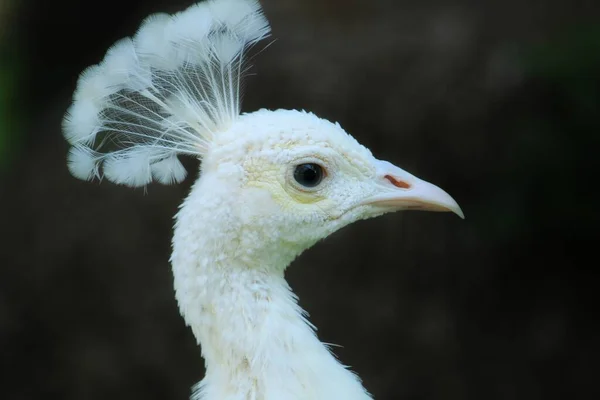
[73,65,115,103]
[67,146,99,181]
[103,149,153,187]
[63,0,271,187]
[134,13,175,69]
[151,154,188,184]
[213,34,242,65]
[170,3,213,44]
[209,0,270,44]
[63,99,100,144]
[209,0,259,27]
[102,38,151,91]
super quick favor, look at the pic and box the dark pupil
[293,163,323,187]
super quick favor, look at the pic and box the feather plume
[62,0,271,186]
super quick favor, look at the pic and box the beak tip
[455,208,465,220]
[447,201,465,220]
[441,203,464,219]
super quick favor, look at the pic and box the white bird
[62,0,464,398]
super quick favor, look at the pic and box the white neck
[170,171,372,400]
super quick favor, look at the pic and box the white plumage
[63,1,463,399]
[63,0,269,186]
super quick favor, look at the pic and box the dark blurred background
[1,0,598,399]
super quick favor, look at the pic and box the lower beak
[364,160,464,219]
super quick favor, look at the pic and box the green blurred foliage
[481,25,600,245]
[524,25,600,231]
[0,57,15,167]
[0,0,19,169]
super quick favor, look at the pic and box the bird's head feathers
[63,0,270,186]
[63,0,463,252]
[195,108,463,249]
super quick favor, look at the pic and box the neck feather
[170,173,371,400]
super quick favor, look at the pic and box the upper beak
[364,160,464,219]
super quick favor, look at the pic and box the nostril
[384,175,411,189]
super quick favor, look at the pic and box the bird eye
[293,163,324,188]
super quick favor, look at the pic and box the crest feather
[62,0,271,187]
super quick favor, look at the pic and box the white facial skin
[202,109,463,255]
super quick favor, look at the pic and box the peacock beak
[363,160,465,219]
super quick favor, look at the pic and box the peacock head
[62,0,463,259]
[199,108,464,249]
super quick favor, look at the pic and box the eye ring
[293,163,325,188]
